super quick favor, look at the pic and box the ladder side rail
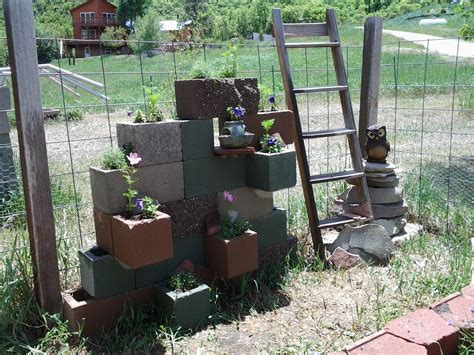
[272,8,325,258]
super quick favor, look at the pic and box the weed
[64,108,84,122]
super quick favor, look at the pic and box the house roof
[70,0,117,14]
[159,20,192,31]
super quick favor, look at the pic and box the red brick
[461,284,474,298]
[384,309,459,355]
[431,293,474,329]
[346,331,427,354]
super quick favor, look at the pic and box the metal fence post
[3,0,61,313]
[358,16,383,157]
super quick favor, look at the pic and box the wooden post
[3,0,61,313]
[359,16,383,158]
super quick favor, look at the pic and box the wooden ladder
[272,8,373,260]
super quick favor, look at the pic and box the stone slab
[249,208,288,250]
[346,330,428,354]
[384,309,459,355]
[117,121,183,167]
[367,174,399,188]
[90,162,184,215]
[183,155,246,198]
[246,149,297,192]
[215,146,256,156]
[364,161,396,173]
[218,187,273,221]
[175,78,259,120]
[161,194,217,240]
[344,186,403,204]
[135,234,205,288]
[79,246,135,300]
[372,200,409,219]
[391,222,423,245]
[330,247,365,270]
[178,120,215,161]
[374,216,407,236]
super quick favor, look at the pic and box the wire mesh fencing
[0,35,472,279]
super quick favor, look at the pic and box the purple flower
[232,106,246,119]
[268,136,278,146]
[223,191,237,202]
[127,111,133,117]
[268,95,275,104]
[135,199,144,210]
[469,305,474,313]
[447,319,454,326]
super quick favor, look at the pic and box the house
[159,19,193,42]
[67,0,120,58]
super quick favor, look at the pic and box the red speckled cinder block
[461,284,474,298]
[346,330,428,354]
[431,293,474,329]
[384,309,459,355]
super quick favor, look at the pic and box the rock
[343,186,403,204]
[330,224,393,265]
[391,223,423,246]
[364,161,396,173]
[366,174,399,188]
[372,200,408,219]
[374,216,408,236]
[330,247,365,269]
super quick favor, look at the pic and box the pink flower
[223,191,237,202]
[127,152,141,166]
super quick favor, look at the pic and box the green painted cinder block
[79,246,135,300]
[246,150,297,191]
[183,156,246,198]
[135,234,205,288]
[178,120,214,161]
[155,284,210,330]
[250,208,288,250]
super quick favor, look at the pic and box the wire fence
[0,36,472,277]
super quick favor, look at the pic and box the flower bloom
[268,136,278,146]
[268,95,275,104]
[232,106,246,119]
[135,199,144,210]
[127,111,133,117]
[127,152,142,166]
[223,190,237,202]
[470,305,474,313]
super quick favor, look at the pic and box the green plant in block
[190,63,211,79]
[101,147,128,170]
[165,271,200,293]
[218,43,238,78]
[260,119,282,154]
[258,84,276,112]
[218,218,251,239]
[143,85,164,122]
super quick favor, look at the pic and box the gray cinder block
[217,187,273,221]
[249,208,288,250]
[178,120,214,161]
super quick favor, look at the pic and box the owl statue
[365,124,390,164]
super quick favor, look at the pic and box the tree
[117,0,151,26]
[128,12,171,53]
[100,26,128,49]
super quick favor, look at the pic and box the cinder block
[135,234,205,288]
[346,330,428,354]
[384,309,459,355]
[90,162,184,215]
[79,246,135,300]
[161,194,217,240]
[116,121,182,167]
[217,187,273,221]
[178,120,214,161]
[155,284,210,329]
[430,292,474,328]
[246,150,297,191]
[183,156,246,198]
[259,235,297,265]
[0,133,11,146]
[250,208,288,250]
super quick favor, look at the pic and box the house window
[80,12,96,25]
[102,12,116,25]
[104,48,112,55]
[81,29,97,40]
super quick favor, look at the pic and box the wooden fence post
[3,0,61,313]
[359,16,383,157]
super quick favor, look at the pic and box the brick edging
[345,284,474,354]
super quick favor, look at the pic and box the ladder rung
[293,85,348,94]
[309,170,364,184]
[302,128,355,139]
[285,42,339,49]
[319,216,369,229]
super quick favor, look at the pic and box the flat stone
[374,216,407,236]
[343,186,403,204]
[372,200,409,219]
[364,161,396,173]
[217,187,273,221]
[330,224,393,265]
[330,247,365,269]
[366,174,399,188]
[391,222,422,245]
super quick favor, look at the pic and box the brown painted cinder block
[62,286,154,336]
[243,110,295,148]
[94,208,113,254]
[346,330,428,354]
[430,292,474,328]
[383,309,459,355]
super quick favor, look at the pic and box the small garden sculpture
[218,105,255,149]
[365,124,390,164]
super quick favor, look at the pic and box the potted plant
[244,84,295,148]
[218,105,255,149]
[205,191,258,278]
[174,45,259,120]
[155,270,210,329]
[116,85,183,167]
[246,119,297,192]
[96,152,173,269]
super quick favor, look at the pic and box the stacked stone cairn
[61,77,298,336]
